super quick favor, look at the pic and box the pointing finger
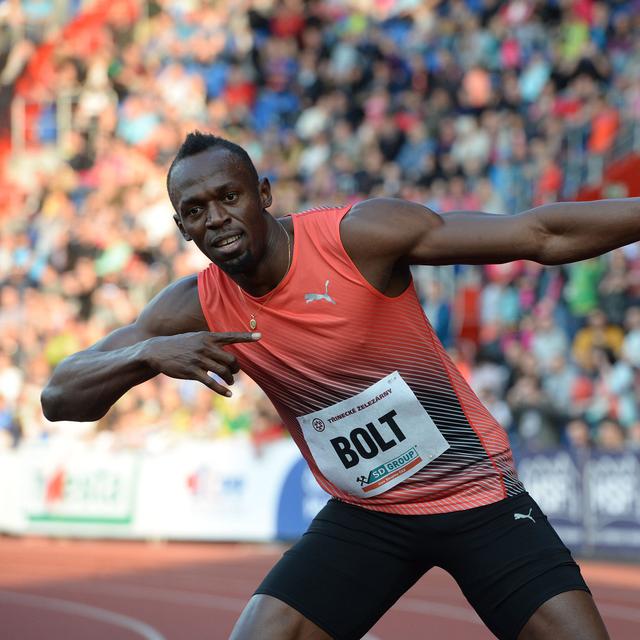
[213,332,261,345]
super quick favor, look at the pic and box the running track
[1,538,638,639]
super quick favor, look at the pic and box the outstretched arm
[342,197,640,267]
[41,275,259,422]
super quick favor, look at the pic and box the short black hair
[166,131,259,199]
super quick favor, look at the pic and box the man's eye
[188,206,202,216]
[224,193,238,202]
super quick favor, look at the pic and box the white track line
[50,582,384,638]
[62,581,248,611]
[0,590,166,640]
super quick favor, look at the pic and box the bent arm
[41,275,206,422]
[343,197,640,267]
[41,326,158,423]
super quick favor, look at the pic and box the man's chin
[214,250,255,275]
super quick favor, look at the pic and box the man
[42,132,628,640]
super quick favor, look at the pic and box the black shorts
[255,492,590,640]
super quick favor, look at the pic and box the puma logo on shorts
[513,508,536,524]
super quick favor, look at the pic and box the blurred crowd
[2,0,640,454]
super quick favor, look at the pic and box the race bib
[297,371,450,498]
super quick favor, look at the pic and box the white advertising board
[0,437,302,541]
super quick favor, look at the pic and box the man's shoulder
[291,204,350,217]
[164,274,204,315]
[346,197,436,222]
[288,204,352,231]
[163,274,199,301]
[340,198,438,246]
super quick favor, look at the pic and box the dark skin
[41,146,628,639]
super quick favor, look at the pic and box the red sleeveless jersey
[198,206,524,514]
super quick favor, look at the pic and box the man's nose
[205,205,229,228]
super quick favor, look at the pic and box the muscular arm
[341,198,640,281]
[41,275,258,422]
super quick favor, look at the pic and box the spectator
[621,306,640,367]
[531,310,569,372]
[594,418,626,453]
[542,354,580,417]
[565,418,592,453]
[598,250,628,326]
[0,352,22,405]
[0,393,21,448]
[585,347,636,427]
[507,376,563,451]
[572,309,624,372]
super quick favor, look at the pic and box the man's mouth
[211,232,245,256]
[215,233,243,248]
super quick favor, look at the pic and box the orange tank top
[198,206,524,514]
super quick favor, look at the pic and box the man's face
[169,147,272,275]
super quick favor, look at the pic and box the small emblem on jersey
[513,508,536,524]
[305,280,336,304]
[312,418,326,432]
[356,446,422,493]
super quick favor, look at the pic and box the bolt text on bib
[329,410,406,469]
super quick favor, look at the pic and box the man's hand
[143,331,261,396]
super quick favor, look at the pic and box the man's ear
[173,214,192,241]
[259,177,272,209]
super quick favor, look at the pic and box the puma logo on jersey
[513,508,535,524]
[305,280,336,304]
